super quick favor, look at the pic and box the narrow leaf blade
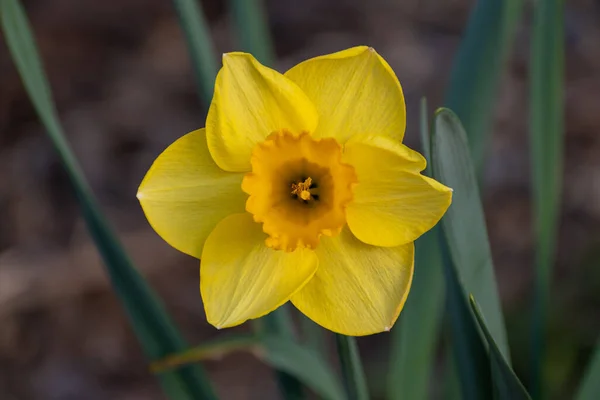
[253,306,307,399]
[575,341,600,400]
[229,0,275,65]
[151,333,346,400]
[1,1,216,398]
[261,336,347,400]
[529,0,564,396]
[441,234,491,400]
[470,296,531,400]
[432,108,510,362]
[172,0,219,106]
[151,334,260,373]
[445,0,523,174]
[336,334,369,400]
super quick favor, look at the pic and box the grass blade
[441,234,491,400]
[300,314,327,355]
[419,97,433,162]
[470,296,531,400]
[528,0,564,397]
[443,345,463,400]
[172,0,219,106]
[387,230,444,400]
[253,306,306,400]
[262,336,346,400]
[336,335,369,400]
[229,0,275,65]
[575,341,600,400]
[151,334,260,372]
[432,108,510,362]
[0,1,217,398]
[152,334,346,400]
[386,98,445,400]
[445,0,523,174]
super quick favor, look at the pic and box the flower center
[291,177,314,201]
[242,131,357,251]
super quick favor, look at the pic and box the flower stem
[335,334,369,400]
[253,308,305,399]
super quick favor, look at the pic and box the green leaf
[441,234,491,400]
[470,296,531,400]
[229,0,275,65]
[151,334,260,372]
[432,108,510,362]
[152,333,346,400]
[172,0,219,106]
[387,229,444,400]
[0,1,217,398]
[443,346,463,400]
[419,97,433,165]
[575,341,600,400]
[445,0,523,175]
[336,335,369,400]
[253,306,306,400]
[300,313,328,355]
[528,0,564,397]
[387,98,445,400]
[261,335,347,400]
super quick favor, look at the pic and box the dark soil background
[1,0,600,398]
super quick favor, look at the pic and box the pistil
[291,177,313,201]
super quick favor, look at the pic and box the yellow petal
[137,129,246,258]
[285,46,406,143]
[344,134,452,247]
[200,213,319,328]
[206,52,319,172]
[291,228,414,336]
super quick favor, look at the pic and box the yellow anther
[299,190,311,201]
[291,177,313,201]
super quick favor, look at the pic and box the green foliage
[432,109,510,361]
[229,0,275,65]
[441,235,492,400]
[0,0,216,398]
[470,297,531,400]
[428,109,536,400]
[335,334,368,400]
[529,0,565,397]
[172,0,219,106]
[576,342,600,400]
[155,333,346,400]
[444,0,523,175]
[262,335,346,400]
[252,307,307,400]
[430,108,523,399]
[150,334,260,372]
[152,333,346,400]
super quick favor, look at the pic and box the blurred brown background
[1,0,600,398]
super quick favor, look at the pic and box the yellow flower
[137,46,452,336]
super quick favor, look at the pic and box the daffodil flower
[137,46,452,336]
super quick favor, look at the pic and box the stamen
[291,177,313,201]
